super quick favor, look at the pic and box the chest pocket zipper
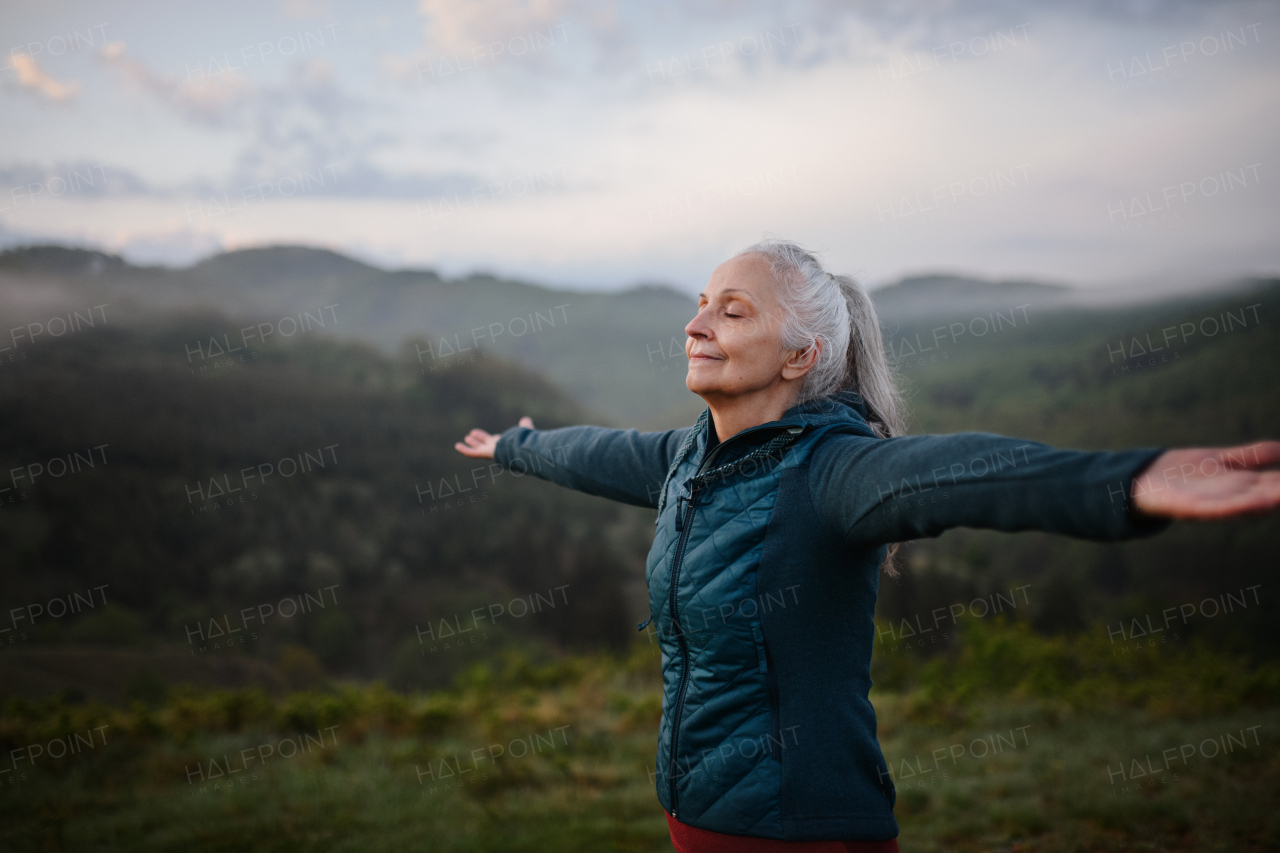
[749,620,782,762]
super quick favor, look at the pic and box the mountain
[0,244,1273,432]
[869,273,1073,328]
[0,245,700,429]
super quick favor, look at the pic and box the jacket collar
[694,389,876,445]
[785,389,874,426]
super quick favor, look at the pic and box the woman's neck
[702,383,801,442]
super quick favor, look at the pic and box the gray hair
[738,239,906,439]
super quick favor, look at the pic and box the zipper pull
[674,482,699,532]
[637,616,653,632]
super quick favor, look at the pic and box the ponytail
[834,274,905,439]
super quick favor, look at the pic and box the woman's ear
[781,339,821,380]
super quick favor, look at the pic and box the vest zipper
[664,419,803,819]
[666,480,699,818]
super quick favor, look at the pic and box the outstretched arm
[812,432,1280,547]
[455,417,691,508]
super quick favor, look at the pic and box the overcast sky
[1,0,1277,292]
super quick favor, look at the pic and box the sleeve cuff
[1110,447,1173,539]
[493,425,532,469]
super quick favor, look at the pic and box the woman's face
[685,252,811,403]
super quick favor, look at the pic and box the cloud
[383,0,632,84]
[0,162,151,198]
[73,45,489,203]
[98,41,251,126]
[298,162,483,199]
[8,53,79,102]
[628,0,1279,79]
[420,0,574,53]
[780,0,1267,29]
[179,161,485,202]
[96,43,387,193]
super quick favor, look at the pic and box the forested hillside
[879,279,1279,656]
[0,321,654,698]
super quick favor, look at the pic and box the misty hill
[869,273,1073,328]
[0,246,1108,430]
[0,244,1273,432]
[0,245,699,429]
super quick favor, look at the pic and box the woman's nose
[685,307,711,338]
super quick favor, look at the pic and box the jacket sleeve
[807,431,1171,547]
[493,424,691,508]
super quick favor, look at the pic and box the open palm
[454,416,534,460]
[1132,442,1280,519]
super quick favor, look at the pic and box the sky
[0,0,1277,293]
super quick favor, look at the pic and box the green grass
[877,698,1279,852]
[3,622,1278,852]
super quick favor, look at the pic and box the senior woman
[455,240,1279,852]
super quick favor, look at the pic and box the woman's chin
[685,375,724,397]
[685,375,711,395]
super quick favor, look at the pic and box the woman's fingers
[1220,440,1280,469]
[1145,472,1280,519]
[1169,441,1280,472]
[453,420,534,459]
[1133,443,1280,519]
[454,429,496,458]
[454,439,494,458]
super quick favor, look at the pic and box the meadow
[3,618,1277,852]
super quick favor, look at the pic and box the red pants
[666,812,899,853]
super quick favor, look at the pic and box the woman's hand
[1131,441,1280,519]
[454,416,534,460]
